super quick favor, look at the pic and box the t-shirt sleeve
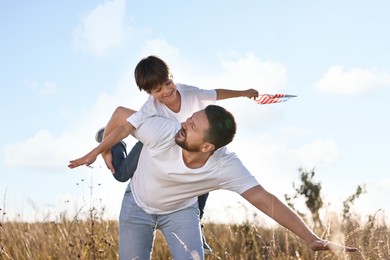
[196,88,217,102]
[178,83,217,103]
[218,155,259,194]
[133,116,181,153]
[127,96,157,129]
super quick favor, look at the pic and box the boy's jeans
[111,141,142,182]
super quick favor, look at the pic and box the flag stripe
[255,94,297,105]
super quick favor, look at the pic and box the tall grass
[1,209,389,259]
[0,207,118,259]
[1,177,388,259]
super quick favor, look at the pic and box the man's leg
[119,188,156,259]
[197,193,208,220]
[198,193,212,254]
[159,203,204,260]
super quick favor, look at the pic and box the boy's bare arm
[215,88,259,100]
[68,122,135,171]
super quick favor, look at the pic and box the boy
[96,55,259,253]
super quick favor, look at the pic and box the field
[1,210,389,259]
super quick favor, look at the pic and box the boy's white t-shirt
[131,116,259,214]
[128,83,217,127]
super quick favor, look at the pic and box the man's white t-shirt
[131,116,259,215]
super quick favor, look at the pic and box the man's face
[175,110,209,152]
[148,75,177,105]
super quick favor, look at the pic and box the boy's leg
[159,203,204,260]
[95,106,140,182]
[96,125,143,182]
[111,141,143,182]
[119,188,156,259]
[104,106,136,139]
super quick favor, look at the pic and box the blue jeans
[111,141,142,182]
[119,189,204,259]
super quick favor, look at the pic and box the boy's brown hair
[134,55,172,93]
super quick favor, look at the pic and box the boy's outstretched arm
[215,88,259,100]
[241,185,358,252]
[68,122,135,172]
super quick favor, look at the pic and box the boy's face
[148,75,177,104]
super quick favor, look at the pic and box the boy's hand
[244,88,259,99]
[68,151,98,169]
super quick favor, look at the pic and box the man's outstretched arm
[241,185,358,252]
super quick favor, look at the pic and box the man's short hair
[134,55,172,92]
[204,105,237,150]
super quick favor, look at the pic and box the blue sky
[1,0,389,224]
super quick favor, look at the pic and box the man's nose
[182,119,190,127]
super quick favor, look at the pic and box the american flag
[255,94,297,105]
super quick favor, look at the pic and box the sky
[1,0,389,225]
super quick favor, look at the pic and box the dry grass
[1,211,389,259]
[0,212,118,259]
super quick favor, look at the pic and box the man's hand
[309,239,358,252]
[68,150,98,169]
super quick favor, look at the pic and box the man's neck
[181,150,211,169]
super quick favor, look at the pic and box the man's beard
[175,130,201,152]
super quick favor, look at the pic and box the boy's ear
[201,142,215,153]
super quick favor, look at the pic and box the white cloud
[315,65,390,95]
[193,52,290,128]
[352,179,390,224]
[2,64,145,172]
[291,139,339,169]
[2,129,75,170]
[26,80,57,96]
[377,178,390,188]
[139,39,182,60]
[210,52,287,92]
[137,39,197,83]
[72,0,128,57]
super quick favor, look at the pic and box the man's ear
[201,142,215,153]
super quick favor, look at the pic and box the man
[92,55,258,254]
[69,105,357,259]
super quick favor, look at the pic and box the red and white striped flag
[255,94,297,105]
